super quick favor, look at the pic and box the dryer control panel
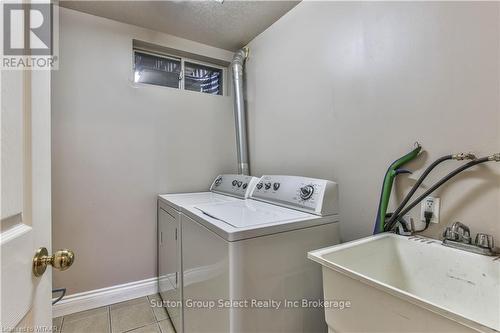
[210,174,260,199]
[250,175,339,216]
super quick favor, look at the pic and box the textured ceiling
[59,0,300,51]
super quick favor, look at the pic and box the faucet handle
[475,233,494,249]
[442,226,456,241]
[449,222,471,243]
[461,230,472,244]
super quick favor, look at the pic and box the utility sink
[308,233,500,333]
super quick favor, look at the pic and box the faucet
[443,222,471,243]
[442,222,497,256]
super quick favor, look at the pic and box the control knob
[299,185,315,200]
[264,182,272,190]
[214,177,223,187]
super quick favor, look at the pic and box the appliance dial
[264,182,272,190]
[214,177,223,186]
[232,180,238,186]
[273,182,280,191]
[237,181,242,188]
[299,185,315,200]
[256,183,263,190]
[242,183,248,189]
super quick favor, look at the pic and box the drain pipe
[231,47,250,175]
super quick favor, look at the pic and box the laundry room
[1,1,499,333]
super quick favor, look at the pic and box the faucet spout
[442,222,497,256]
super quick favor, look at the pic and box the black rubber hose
[385,157,490,232]
[385,155,453,228]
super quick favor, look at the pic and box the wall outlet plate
[420,196,440,224]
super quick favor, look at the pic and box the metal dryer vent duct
[230,48,250,175]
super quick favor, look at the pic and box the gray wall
[245,2,500,242]
[52,8,237,294]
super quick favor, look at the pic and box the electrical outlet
[420,196,440,224]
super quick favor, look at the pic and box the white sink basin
[308,233,500,333]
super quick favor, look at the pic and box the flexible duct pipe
[231,48,250,175]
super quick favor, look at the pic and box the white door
[1,65,54,330]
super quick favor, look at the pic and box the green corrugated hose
[376,144,422,233]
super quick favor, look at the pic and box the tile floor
[53,294,176,333]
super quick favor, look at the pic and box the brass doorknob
[33,247,75,277]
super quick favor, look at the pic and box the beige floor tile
[151,305,168,322]
[111,297,149,310]
[63,307,108,323]
[147,294,166,320]
[61,310,110,333]
[110,298,155,333]
[52,317,63,333]
[126,323,160,333]
[147,294,161,302]
[157,320,175,333]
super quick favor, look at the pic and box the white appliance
[157,174,259,332]
[179,175,340,332]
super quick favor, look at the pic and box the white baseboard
[52,277,158,318]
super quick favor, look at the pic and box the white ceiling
[60,0,300,51]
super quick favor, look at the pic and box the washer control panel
[250,175,339,216]
[210,174,260,199]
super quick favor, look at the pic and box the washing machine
[157,174,260,332]
[181,175,340,333]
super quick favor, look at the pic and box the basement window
[133,49,225,96]
[134,51,181,89]
[184,62,223,95]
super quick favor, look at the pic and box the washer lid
[194,200,312,228]
[159,192,238,211]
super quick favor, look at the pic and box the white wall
[246,2,500,242]
[52,8,237,294]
